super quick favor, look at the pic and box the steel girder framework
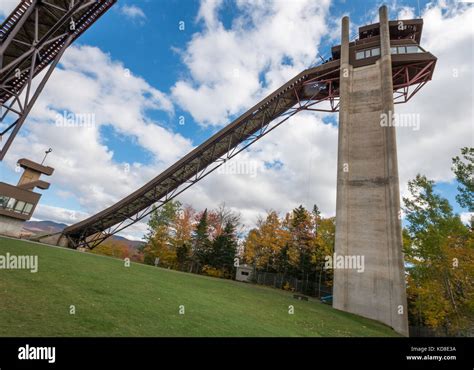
[392,60,436,104]
[0,0,116,160]
[63,64,342,248]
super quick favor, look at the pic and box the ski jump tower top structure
[11,5,435,336]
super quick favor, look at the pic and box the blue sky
[0,0,472,238]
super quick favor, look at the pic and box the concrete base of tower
[0,215,25,238]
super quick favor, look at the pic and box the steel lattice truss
[63,64,342,248]
[392,60,436,103]
[0,0,116,160]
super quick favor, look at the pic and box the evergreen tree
[312,204,321,234]
[211,221,238,276]
[176,242,189,270]
[291,205,314,280]
[275,243,292,276]
[192,209,212,271]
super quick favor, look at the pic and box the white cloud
[32,204,89,226]
[119,4,146,23]
[460,212,473,225]
[197,0,224,29]
[396,2,474,198]
[397,6,416,20]
[176,112,338,230]
[172,0,331,126]
[0,0,16,18]
[4,45,193,218]
[32,204,147,241]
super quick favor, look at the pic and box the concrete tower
[0,158,54,238]
[333,6,409,336]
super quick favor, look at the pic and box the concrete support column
[333,15,352,312]
[378,5,409,336]
[333,6,409,336]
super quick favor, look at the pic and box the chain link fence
[252,270,332,299]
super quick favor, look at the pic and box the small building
[235,264,253,282]
[0,158,54,238]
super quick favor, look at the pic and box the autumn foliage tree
[174,205,194,270]
[143,202,240,278]
[243,205,335,293]
[244,211,291,271]
[143,201,181,268]
[91,239,132,259]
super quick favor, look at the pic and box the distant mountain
[23,220,144,249]
[109,234,145,249]
[23,220,68,234]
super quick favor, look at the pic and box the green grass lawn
[0,236,398,337]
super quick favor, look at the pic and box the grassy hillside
[0,237,398,337]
